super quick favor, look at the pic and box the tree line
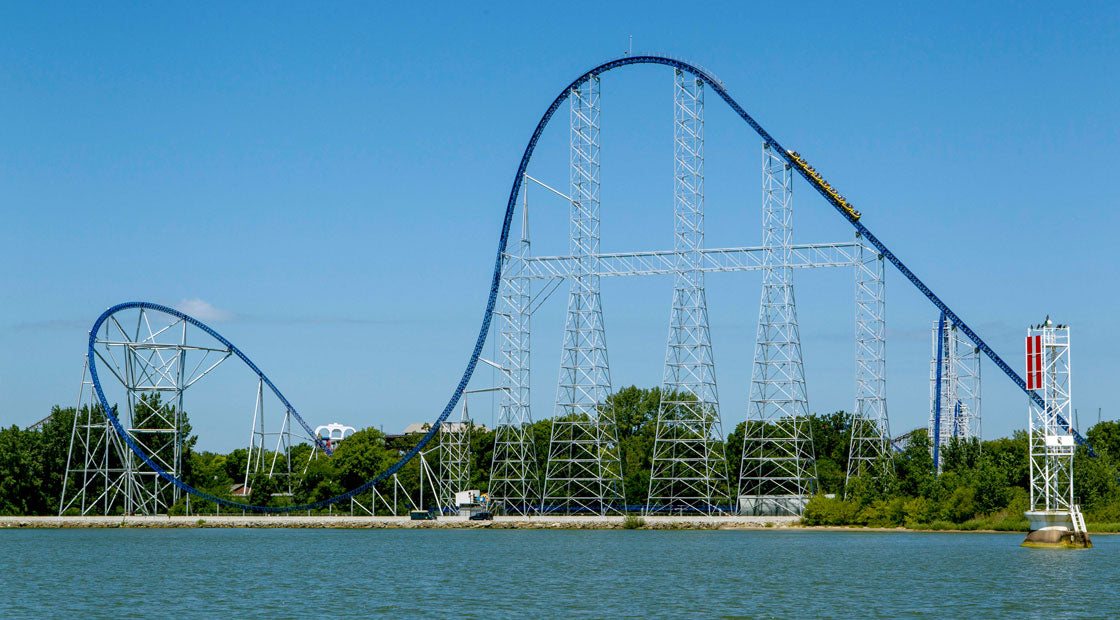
[3,385,1120,527]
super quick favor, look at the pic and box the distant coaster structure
[68,55,1086,514]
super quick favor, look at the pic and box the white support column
[648,69,728,514]
[1028,323,1073,513]
[847,240,892,485]
[927,316,982,473]
[544,74,624,514]
[1023,320,1088,547]
[739,143,816,516]
[490,178,540,514]
[440,402,471,513]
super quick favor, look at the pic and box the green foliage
[857,498,905,527]
[802,495,859,526]
[941,486,977,523]
[622,515,645,529]
[7,386,1120,526]
[331,427,392,491]
[608,386,661,504]
[806,412,851,495]
[0,425,45,515]
[248,471,279,507]
[1087,420,1120,462]
[296,453,342,505]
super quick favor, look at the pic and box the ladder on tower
[1071,504,1088,536]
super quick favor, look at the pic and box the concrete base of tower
[738,495,807,517]
[1021,511,1092,549]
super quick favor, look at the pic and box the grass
[622,515,646,529]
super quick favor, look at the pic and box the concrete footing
[738,495,808,517]
[1021,511,1092,549]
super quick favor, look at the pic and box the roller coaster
[65,54,1084,514]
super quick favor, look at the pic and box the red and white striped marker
[1026,335,1043,390]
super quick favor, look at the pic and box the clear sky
[2,3,1118,452]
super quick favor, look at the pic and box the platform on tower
[1021,510,1092,549]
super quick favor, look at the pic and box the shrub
[802,495,859,526]
[858,498,905,527]
[941,486,978,524]
[622,515,645,529]
[903,497,936,527]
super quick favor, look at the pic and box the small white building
[315,422,356,447]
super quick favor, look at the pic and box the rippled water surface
[2,528,1114,618]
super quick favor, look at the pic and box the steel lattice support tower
[61,309,232,515]
[241,378,298,497]
[846,239,893,486]
[490,180,540,515]
[543,74,625,514]
[59,357,134,515]
[648,70,728,514]
[440,404,472,512]
[1027,322,1073,513]
[64,317,191,514]
[739,143,816,516]
[928,314,982,472]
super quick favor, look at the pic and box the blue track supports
[933,312,946,472]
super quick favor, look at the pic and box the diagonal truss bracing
[847,239,893,486]
[928,315,982,472]
[1027,324,1073,513]
[543,74,625,514]
[490,172,540,514]
[62,309,232,515]
[521,242,863,279]
[739,143,817,516]
[648,70,728,514]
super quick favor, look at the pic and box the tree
[893,429,937,498]
[332,428,393,491]
[808,411,852,495]
[606,386,660,441]
[248,470,279,507]
[35,406,77,514]
[605,386,661,503]
[1087,420,1120,462]
[0,425,43,515]
[295,453,342,505]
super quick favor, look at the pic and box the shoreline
[4,515,1110,534]
[1,515,796,530]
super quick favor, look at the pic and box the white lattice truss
[489,72,891,515]
[928,317,982,472]
[541,74,626,515]
[61,309,231,515]
[1027,325,1074,513]
[847,240,894,486]
[647,70,728,514]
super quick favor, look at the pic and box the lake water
[1,529,1114,618]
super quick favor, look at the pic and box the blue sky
[1,3,1118,452]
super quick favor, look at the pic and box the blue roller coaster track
[87,55,1089,513]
